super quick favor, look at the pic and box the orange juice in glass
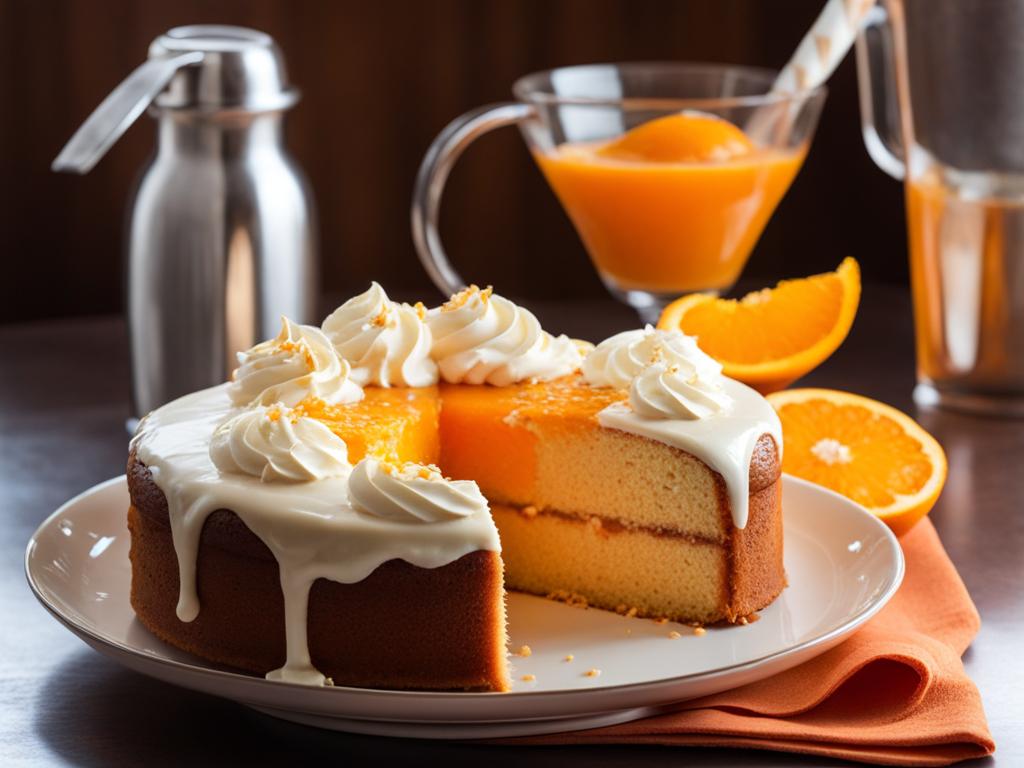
[412,64,825,321]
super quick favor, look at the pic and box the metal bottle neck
[153,110,286,159]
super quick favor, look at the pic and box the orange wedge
[767,388,947,537]
[657,257,860,393]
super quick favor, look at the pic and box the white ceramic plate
[26,475,903,739]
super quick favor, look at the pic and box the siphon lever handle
[52,51,204,174]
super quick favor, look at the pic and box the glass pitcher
[857,0,1024,416]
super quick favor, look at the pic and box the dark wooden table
[2,287,1019,766]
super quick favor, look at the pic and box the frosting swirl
[629,361,733,420]
[210,404,351,483]
[348,458,489,523]
[583,325,722,389]
[229,317,363,407]
[427,286,586,385]
[321,282,438,387]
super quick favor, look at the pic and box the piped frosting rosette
[427,285,587,385]
[210,403,351,483]
[229,317,364,407]
[627,360,733,420]
[585,325,734,420]
[349,457,489,523]
[322,282,438,388]
[582,325,723,390]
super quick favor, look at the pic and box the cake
[127,283,783,692]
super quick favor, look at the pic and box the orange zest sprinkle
[515,645,532,657]
[442,284,493,312]
[584,668,601,678]
[521,674,536,682]
[278,339,315,370]
[413,301,427,320]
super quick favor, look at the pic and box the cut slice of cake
[439,375,783,624]
[431,290,784,624]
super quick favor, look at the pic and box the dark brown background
[0,0,906,324]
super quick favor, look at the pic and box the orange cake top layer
[442,373,626,425]
[437,374,780,537]
[295,386,441,466]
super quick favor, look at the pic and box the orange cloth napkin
[505,520,994,766]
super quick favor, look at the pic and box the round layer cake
[126,284,785,690]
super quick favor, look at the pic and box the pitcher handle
[855,3,907,180]
[411,102,536,297]
[52,51,204,174]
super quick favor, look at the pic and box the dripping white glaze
[131,384,500,686]
[596,377,782,529]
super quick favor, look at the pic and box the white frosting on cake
[427,286,585,385]
[321,282,438,388]
[209,404,351,483]
[131,384,500,686]
[349,458,489,523]
[229,317,363,407]
[628,360,733,421]
[582,325,723,389]
[597,375,781,529]
[582,323,781,530]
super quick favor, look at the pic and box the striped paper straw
[773,0,878,94]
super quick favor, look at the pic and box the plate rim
[26,473,905,705]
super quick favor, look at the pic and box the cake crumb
[521,505,538,519]
[654,617,668,625]
[547,590,589,609]
[668,631,682,639]
[515,645,532,657]
[694,626,707,636]
[584,668,601,678]
[563,654,574,662]
[521,674,536,682]
[625,607,638,618]
[324,677,335,687]
[738,616,749,625]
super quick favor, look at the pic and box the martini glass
[412,63,826,323]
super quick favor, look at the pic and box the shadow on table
[34,650,837,768]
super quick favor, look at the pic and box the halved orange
[767,388,947,537]
[595,113,754,164]
[657,257,861,393]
